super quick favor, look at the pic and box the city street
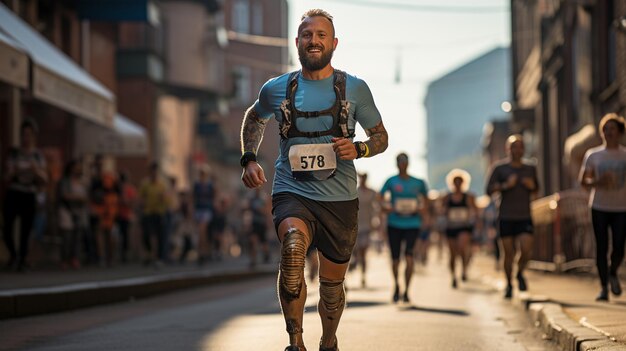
[1,251,558,351]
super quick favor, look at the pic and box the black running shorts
[387,225,420,260]
[499,218,533,238]
[272,192,358,264]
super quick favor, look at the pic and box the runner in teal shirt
[380,153,429,303]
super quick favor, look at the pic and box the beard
[298,44,334,71]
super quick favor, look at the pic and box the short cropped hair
[298,9,335,37]
[599,113,626,139]
[506,134,524,149]
[21,118,38,134]
[396,152,408,163]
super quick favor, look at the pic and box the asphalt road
[1,252,559,351]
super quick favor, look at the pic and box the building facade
[511,0,626,195]
[425,47,512,195]
[213,0,289,196]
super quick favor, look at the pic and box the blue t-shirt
[380,175,428,229]
[253,70,382,201]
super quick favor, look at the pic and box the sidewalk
[0,256,277,319]
[472,252,626,351]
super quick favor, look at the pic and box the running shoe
[596,288,609,302]
[517,272,527,291]
[504,284,513,299]
[609,275,622,296]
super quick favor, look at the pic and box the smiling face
[296,15,337,72]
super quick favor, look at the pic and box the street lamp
[501,101,513,113]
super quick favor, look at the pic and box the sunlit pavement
[2,248,559,351]
[201,248,554,351]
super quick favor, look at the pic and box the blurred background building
[509,0,626,196]
[425,47,512,195]
[0,0,288,194]
[0,0,288,264]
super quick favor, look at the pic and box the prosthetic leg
[318,277,345,351]
[279,228,310,351]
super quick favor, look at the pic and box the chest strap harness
[279,70,354,140]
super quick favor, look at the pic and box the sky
[286,0,511,189]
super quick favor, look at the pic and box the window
[232,0,249,34]
[252,1,263,35]
[607,0,616,83]
[233,65,252,105]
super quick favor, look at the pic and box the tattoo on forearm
[363,121,388,157]
[240,107,269,153]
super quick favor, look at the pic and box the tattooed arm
[240,106,269,153]
[363,121,388,157]
[332,120,388,160]
[240,106,269,188]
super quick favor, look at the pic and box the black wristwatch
[354,141,367,159]
[240,151,257,168]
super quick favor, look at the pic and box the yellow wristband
[363,143,370,157]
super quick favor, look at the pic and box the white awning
[75,114,149,156]
[0,3,115,127]
[0,30,28,88]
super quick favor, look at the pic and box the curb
[0,267,275,319]
[522,296,624,351]
[480,274,625,351]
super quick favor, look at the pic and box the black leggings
[3,190,36,264]
[591,209,626,287]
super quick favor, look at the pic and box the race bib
[288,144,337,181]
[394,198,418,215]
[448,208,470,223]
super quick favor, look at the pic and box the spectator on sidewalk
[117,171,137,263]
[87,154,113,265]
[3,119,48,272]
[245,187,271,268]
[193,166,216,264]
[442,168,479,289]
[208,196,228,260]
[173,193,197,264]
[96,173,119,267]
[165,176,180,263]
[57,159,89,269]
[139,162,167,267]
[579,113,626,301]
[486,134,539,299]
[380,152,430,303]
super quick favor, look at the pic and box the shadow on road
[458,286,498,295]
[399,305,470,316]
